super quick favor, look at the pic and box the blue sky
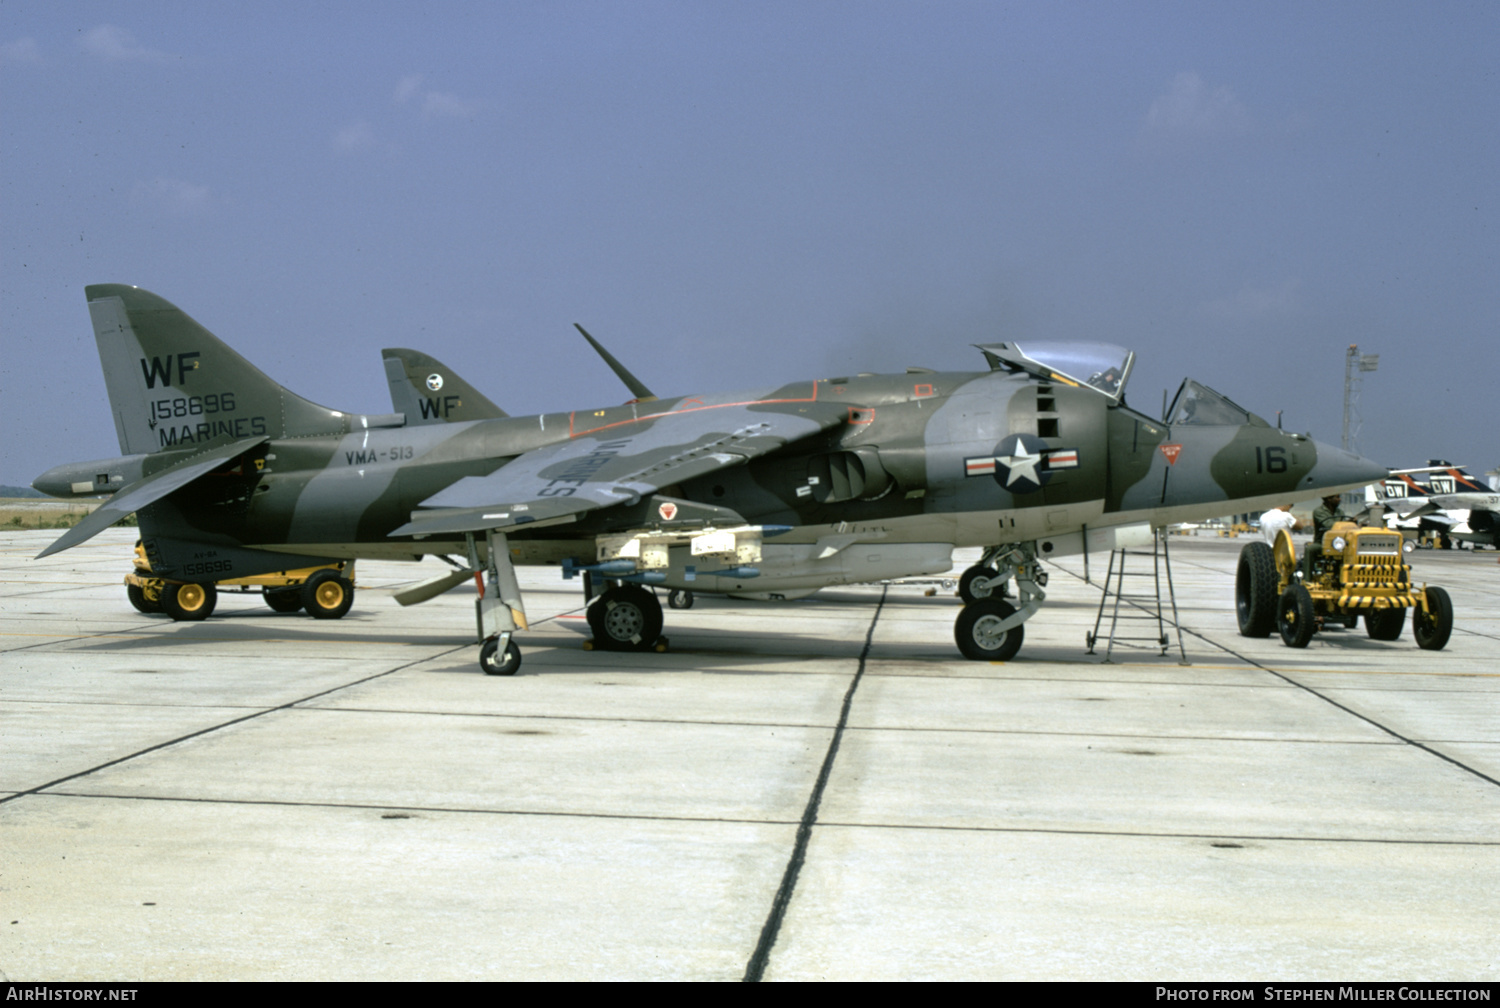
[3,1,1496,487]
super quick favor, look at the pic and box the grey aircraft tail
[382,347,508,424]
[86,284,372,456]
[33,285,396,560]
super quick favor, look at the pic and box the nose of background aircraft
[1305,440,1389,495]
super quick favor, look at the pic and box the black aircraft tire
[954,598,1024,662]
[1365,607,1406,641]
[1414,586,1453,651]
[303,570,354,620]
[588,585,664,652]
[1276,584,1316,649]
[479,637,522,676]
[958,565,1008,604]
[161,582,217,622]
[1235,541,1277,637]
[667,589,695,610]
[127,582,160,614]
[264,587,304,614]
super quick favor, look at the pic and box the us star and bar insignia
[965,433,1081,494]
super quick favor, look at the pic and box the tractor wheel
[1276,584,1316,648]
[1414,587,1453,651]
[1364,607,1406,641]
[1235,541,1277,637]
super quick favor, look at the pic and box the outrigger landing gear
[954,542,1046,661]
[472,529,528,676]
[479,634,522,675]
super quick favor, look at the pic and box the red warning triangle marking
[1160,443,1182,465]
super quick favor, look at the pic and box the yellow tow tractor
[1235,523,1453,649]
[125,541,355,622]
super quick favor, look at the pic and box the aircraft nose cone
[1305,441,1388,495]
[31,465,75,498]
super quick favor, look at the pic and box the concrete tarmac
[3,528,1497,981]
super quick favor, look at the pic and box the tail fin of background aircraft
[382,347,508,424]
[1424,460,1488,493]
[87,284,357,455]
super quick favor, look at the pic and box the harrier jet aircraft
[34,284,1388,674]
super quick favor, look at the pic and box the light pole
[1342,344,1379,454]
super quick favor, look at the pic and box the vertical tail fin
[87,284,354,454]
[381,347,507,424]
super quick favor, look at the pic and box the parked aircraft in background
[34,284,1388,673]
[1369,462,1500,549]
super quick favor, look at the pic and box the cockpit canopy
[976,341,1269,427]
[1165,379,1270,427]
[975,341,1135,403]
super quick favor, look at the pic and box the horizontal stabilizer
[36,437,267,559]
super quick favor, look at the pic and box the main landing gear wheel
[127,581,161,614]
[1276,584,1316,648]
[587,585,664,652]
[1364,607,1406,641]
[479,636,522,675]
[667,589,695,610]
[958,565,1008,604]
[302,569,354,619]
[263,587,303,613]
[161,582,217,622]
[1414,586,1453,651]
[954,598,1024,661]
[1235,541,1277,638]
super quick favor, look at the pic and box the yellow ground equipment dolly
[1235,523,1452,649]
[125,541,355,622]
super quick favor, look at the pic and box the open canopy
[975,341,1135,402]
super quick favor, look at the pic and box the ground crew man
[1260,504,1300,545]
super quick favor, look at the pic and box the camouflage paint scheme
[35,284,1388,662]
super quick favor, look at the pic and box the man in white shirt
[1260,504,1300,544]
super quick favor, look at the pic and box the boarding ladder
[1085,527,1190,664]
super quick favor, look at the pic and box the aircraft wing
[36,437,268,558]
[1379,498,1440,518]
[391,400,848,538]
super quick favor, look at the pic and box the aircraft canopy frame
[975,341,1135,403]
[1165,378,1270,427]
